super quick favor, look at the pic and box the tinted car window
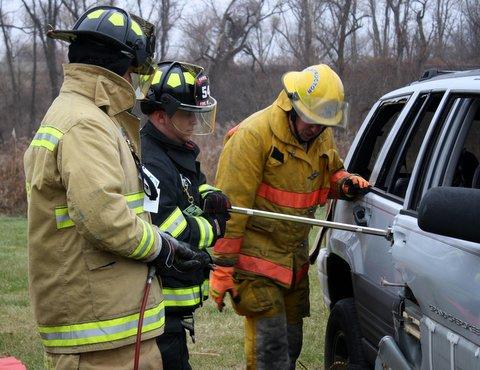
[348,97,409,180]
[376,93,444,200]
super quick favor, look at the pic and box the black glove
[155,232,202,272]
[203,191,231,217]
[204,213,228,238]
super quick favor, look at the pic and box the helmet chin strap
[289,109,306,144]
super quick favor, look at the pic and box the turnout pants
[233,275,310,370]
[156,314,192,370]
[44,338,162,370]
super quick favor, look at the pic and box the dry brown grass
[0,138,28,216]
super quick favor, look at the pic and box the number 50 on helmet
[282,64,349,128]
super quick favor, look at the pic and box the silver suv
[317,69,480,370]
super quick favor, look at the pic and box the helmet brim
[282,71,301,96]
[47,29,134,55]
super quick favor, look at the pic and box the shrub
[0,137,28,215]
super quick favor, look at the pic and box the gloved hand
[210,265,237,312]
[203,191,232,217]
[342,175,370,197]
[155,232,203,272]
[204,213,228,238]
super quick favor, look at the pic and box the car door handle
[353,205,368,226]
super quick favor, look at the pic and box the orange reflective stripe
[236,254,292,286]
[257,182,329,209]
[213,237,243,254]
[295,263,309,283]
[330,170,349,185]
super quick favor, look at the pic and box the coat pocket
[84,249,116,270]
[247,217,276,233]
[232,279,276,317]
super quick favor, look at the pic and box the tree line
[0,0,479,142]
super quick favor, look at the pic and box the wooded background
[1,0,479,214]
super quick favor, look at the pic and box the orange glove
[210,265,237,312]
[342,175,370,196]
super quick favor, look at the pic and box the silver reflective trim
[34,132,60,145]
[135,221,154,258]
[39,310,164,341]
[163,291,201,302]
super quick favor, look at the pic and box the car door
[391,94,480,369]
[330,91,447,352]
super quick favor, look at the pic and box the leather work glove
[203,191,232,217]
[155,232,203,272]
[210,265,237,312]
[342,175,370,197]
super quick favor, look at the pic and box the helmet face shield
[172,97,218,135]
[283,64,349,129]
[129,14,156,75]
[131,63,158,99]
[291,94,350,129]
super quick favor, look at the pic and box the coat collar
[60,63,136,117]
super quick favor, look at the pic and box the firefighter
[210,64,369,369]
[140,61,230,369]
[24,7,205,369]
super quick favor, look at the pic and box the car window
[348,96,409,180]
[376,92,444,201]
[443,98,480,188]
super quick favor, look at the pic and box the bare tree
[431,0,456,60]
[387,0,411,62]
[182,0,281,79]
[368,0,390,58]
[129,0,182,60]
[275,0,325,68]
[22,0,62,99]
[0,3,20,111]
[411,0,432,71]
[317,0,365,77]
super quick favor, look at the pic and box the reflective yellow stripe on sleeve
[30,126,64,151]
[54,206,75,229]
[55,193,145,229]
[129,219,155,260]
[201,279,210,299]
[198,184,220,198]
[192,216,213,249]
[159,207,187,238]
[162,286,202,308]
[125,191,144,214]
[39,300,164,348]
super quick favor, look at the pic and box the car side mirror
[418,187,480,243]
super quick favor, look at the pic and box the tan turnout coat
[24,64,164,354]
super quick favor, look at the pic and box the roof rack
[418,69,457,81]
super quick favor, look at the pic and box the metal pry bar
[230,206,393,240]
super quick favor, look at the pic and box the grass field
[0,216,328,369]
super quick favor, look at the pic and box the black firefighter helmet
[141,61,217,135]
[47,6,156,75]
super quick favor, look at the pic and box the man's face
[152,109,197,144]
[294,116,326,142]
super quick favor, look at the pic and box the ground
[0,216,327,369]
